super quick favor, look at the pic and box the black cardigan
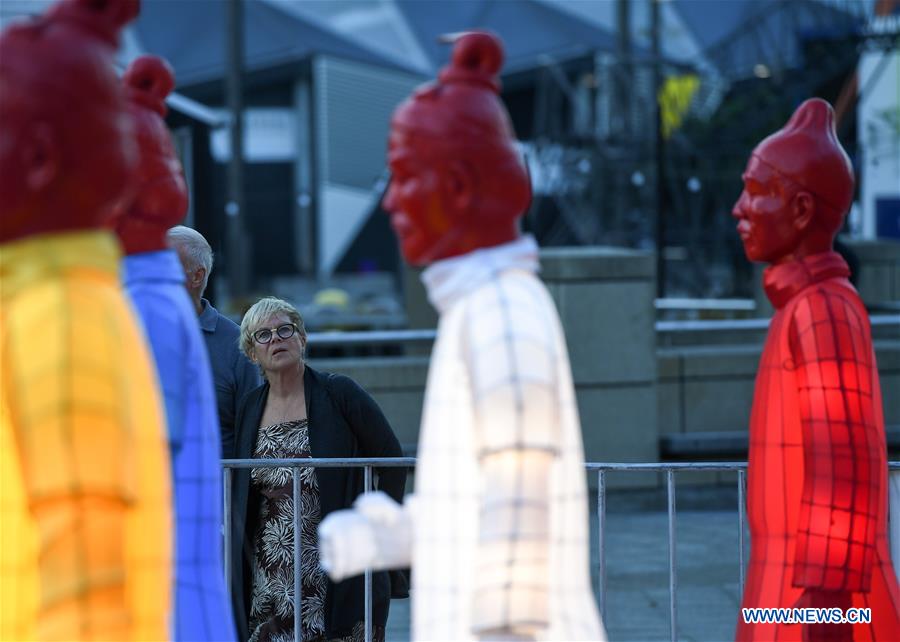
[229,365,409,640]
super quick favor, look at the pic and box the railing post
[738,468,747,599]
[667,469,677,642]
[293,467,302,642]
[364,465,373,642]
[597,469,607,622]
[224,466,232,591]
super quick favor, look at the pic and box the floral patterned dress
[248,420,384,642]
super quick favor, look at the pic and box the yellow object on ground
[0,231,173,641]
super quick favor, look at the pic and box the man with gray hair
[168,225,261,458]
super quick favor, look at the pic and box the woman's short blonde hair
[239,296,307,361]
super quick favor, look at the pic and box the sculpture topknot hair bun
[781,97,835,142]
[81,0,140,31]
[45,0,139,46]
[438,30,504,93]
[123,55,174,116]
[752,97,853,217]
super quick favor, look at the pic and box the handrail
[656,314,900,333]
[307,329,436,347]
[654,297,755,311]
[222,457,417,467]
[221,457,900,469]
[304,315,900,346]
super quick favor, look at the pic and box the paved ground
[384,485,748,642]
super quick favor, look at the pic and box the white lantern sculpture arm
[318,489,413,582]
[463,289,562,640]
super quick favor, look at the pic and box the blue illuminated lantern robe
[124,249,236,642]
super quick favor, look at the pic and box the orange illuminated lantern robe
[737,251,900,641]
[0,231,173,641]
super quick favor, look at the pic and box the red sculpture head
[383,31,531,266]
[732,98,854,264]
[112,54,189,255]
[0,0,140,244]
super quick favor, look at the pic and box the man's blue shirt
[197,297,261,459]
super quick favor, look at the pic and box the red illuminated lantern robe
[737,252,900,641]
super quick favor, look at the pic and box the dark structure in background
[662,0,874,298]
[131,0,893,309]
[135,0,423,299]
[514,0,881,298]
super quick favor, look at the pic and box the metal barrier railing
[656,315,900,333]
[223,458,900,642]
[304,314,900,347]
[654,297,756,312]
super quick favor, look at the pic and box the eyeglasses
[253,323,298,345]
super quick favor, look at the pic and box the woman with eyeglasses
[229,297,408,642]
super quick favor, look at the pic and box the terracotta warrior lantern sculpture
[113,54,236,642]
[0,0,173,639]
[734,98,900,642]
[318,31,606,641]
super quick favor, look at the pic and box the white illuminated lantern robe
[410,235,606,641]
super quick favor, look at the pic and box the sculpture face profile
[732,98,853,265]
[113,54,189,255]
[0,0,139,243]
[383,134,450,265]
[383,31,530,266]
[733,156,807,263]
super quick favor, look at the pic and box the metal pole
[666,470,677,642]
[738,469,747,597]
[225,0,248,298]
[224,467,232,590]
[597,470,608,622]
[616,0,632,138]
[364,466,373,642]
[652,0,667,298]
[292,78,315,275]
[293,468,302,642]
[614,0,633,240]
